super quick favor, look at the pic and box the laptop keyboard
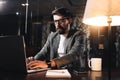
[27,68,51,73]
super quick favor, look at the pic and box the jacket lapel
[64,37,72,54]
[52,34,60,57]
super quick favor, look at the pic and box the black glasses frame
[54,17,69,24]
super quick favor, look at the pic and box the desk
[0,70,120,80]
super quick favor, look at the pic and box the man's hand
[27,60,48,70]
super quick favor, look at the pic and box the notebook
[46,69,71,78]
[0,36,49,74]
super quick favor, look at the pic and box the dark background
[0,0,120,70]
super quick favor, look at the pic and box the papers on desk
[46,69,71,78]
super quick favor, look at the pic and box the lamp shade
[83,0,120,26]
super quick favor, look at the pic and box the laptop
[0,36,50,74]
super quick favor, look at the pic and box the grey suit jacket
[34,29,87,69]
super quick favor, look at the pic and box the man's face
[53,15,72,34]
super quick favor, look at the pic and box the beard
[56,27,66,34]
[56,24,70,34]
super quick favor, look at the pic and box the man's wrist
[47,62,51,68]
[51,60,56,68]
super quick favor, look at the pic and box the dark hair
[51,7,74,18]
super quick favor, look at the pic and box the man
[27,7,87,71]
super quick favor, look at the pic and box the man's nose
[55,22,61,27]
[56,21,61,25]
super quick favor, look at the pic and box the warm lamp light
[83,0,120,80]
[83,0,120,26]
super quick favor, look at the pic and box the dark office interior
[0,0,120,72]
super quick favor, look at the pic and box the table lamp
[83,0,120,80]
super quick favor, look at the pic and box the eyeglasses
[54,17,69,24]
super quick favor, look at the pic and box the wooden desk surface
[0,70,120,80]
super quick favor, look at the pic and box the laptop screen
[0,36,27,74]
